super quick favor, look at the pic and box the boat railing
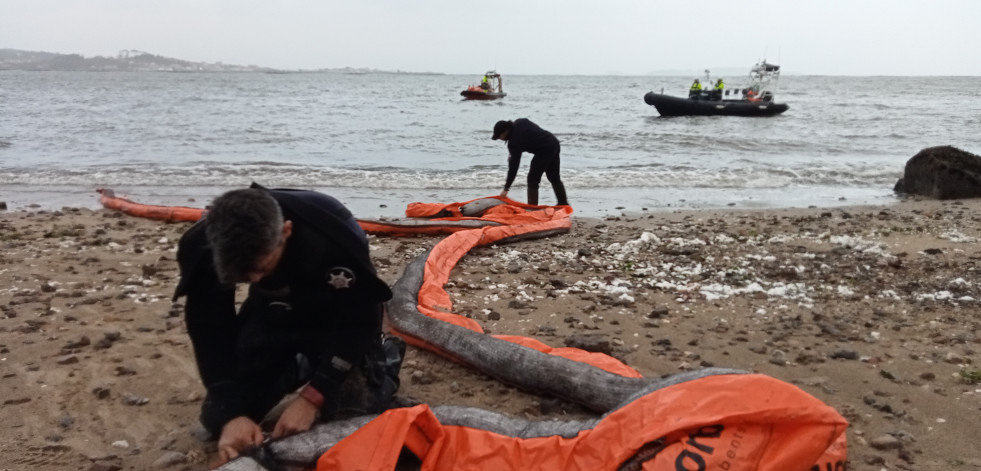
[678,60,782,102]
[469,74,504,94]
[687,85,775,103]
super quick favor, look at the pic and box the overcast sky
[3,0,980,76]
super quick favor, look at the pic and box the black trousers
[527,145,569,206]
[199,301,404,435]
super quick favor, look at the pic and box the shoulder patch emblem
[327,267,356,289]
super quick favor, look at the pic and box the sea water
[2,71,979,217]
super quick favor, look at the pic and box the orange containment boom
[216,195,847,471]
[93,191,848,471]
[315,374,847,471]
[96,189,541,236]
[358,196,571,237]
[97,188,206,222]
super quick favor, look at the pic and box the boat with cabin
[461,71,507,100]
[644,61,788,117]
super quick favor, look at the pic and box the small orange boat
[460,71,506,100]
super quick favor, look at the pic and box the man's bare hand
[271,396,319,439]
[500,189,509,198]
[213,416,263,467]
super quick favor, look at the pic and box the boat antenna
[775,47,782,96]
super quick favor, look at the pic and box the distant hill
[0,49,275,72]
[0,49,447,74]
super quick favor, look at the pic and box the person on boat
[174,184,404,466]
[689,78,702,98]
[711,78,724,100]
[480,74,491,91]
[491,119,569,207]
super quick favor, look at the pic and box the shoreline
[1,198,979,470]
[0,183,900,220]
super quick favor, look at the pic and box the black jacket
[504,118,560,190]
[173,187,391,424]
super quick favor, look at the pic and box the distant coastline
[0,48,270,72]
[0,48,443,74]
[2,49,791,76]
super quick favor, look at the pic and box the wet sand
[1,199,979,470]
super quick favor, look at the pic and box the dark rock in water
[894,146,981,199]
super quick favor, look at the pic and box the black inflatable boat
[644,91,789,117]
[645,60,789,117]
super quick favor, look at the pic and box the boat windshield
[746,60,781,100]
[476,71,504,92]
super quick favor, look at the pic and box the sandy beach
[1,199,980,471]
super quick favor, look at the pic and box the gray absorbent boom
[219,238,747,470]
[219,370,744,470]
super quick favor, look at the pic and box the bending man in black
[491,118,569,206]
[173,184,402,465]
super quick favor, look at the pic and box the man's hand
[271,395,320,439]
[213,416,263,467]
[500,189,509,198]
